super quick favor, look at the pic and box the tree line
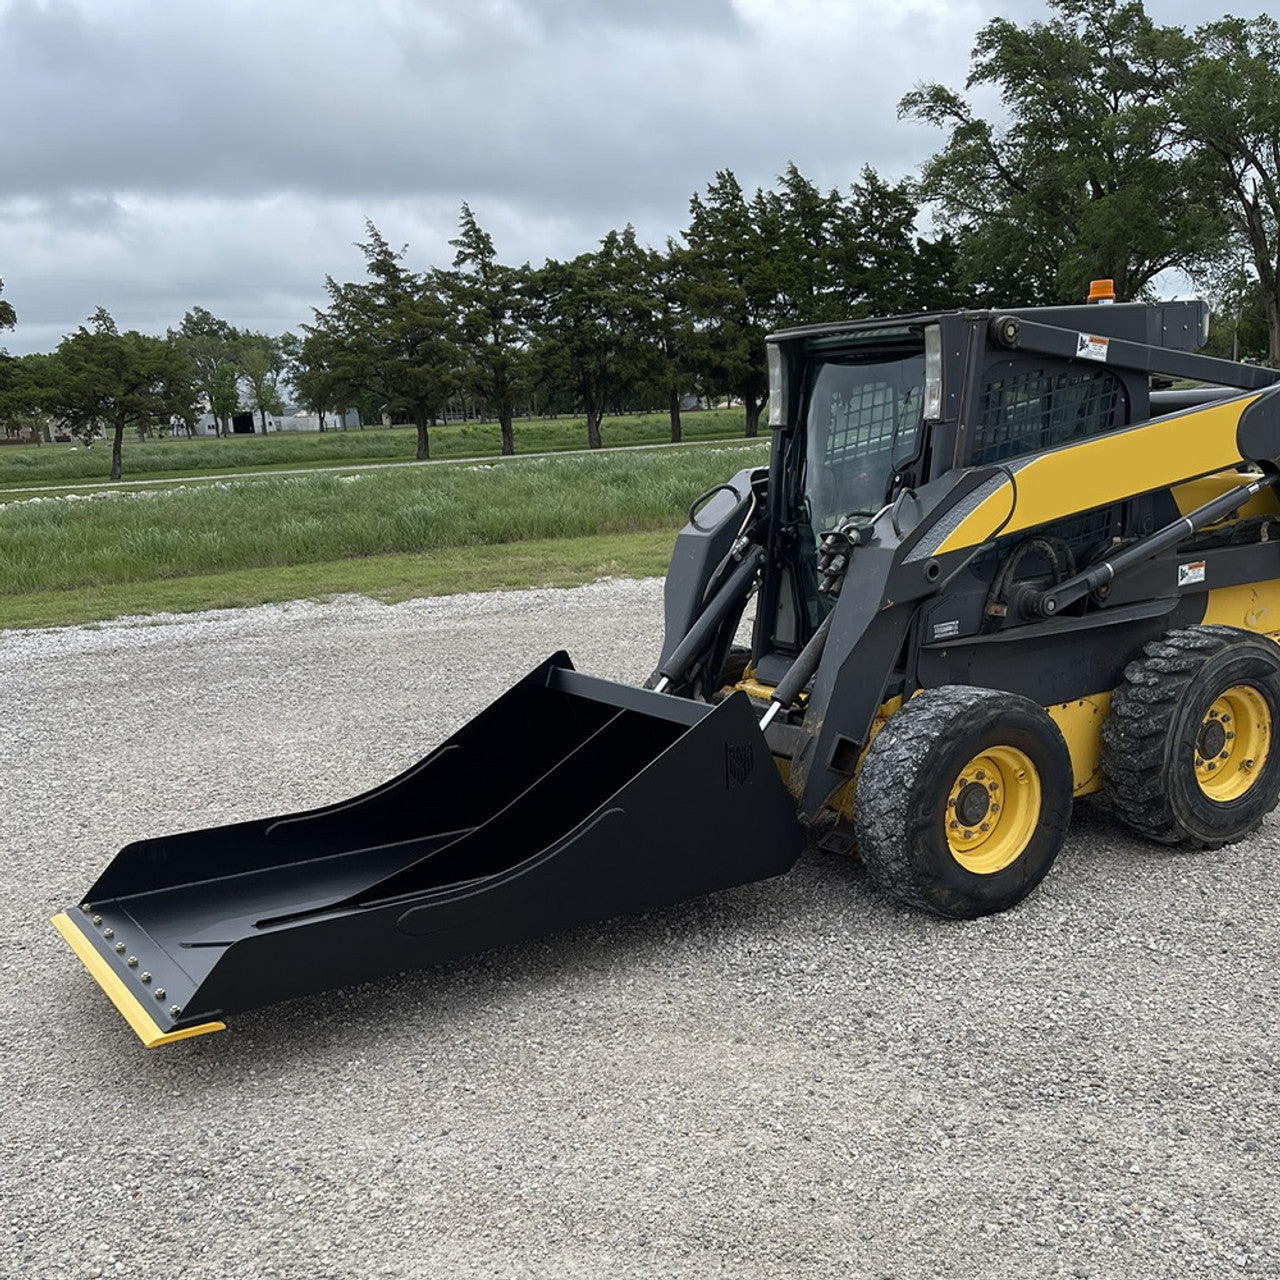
[0,296,299,479]
[298,166,960,463]
[1,0,1278,475]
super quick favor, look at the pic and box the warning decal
[1178,560,1206,587]
[1076,333,1110,362]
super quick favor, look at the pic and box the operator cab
[751,302,1194,684]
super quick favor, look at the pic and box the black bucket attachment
[53,653,804,1046]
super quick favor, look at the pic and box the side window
[819,376,921,465]
[804,351,925,528]
[970,361,1127,465]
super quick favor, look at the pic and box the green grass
[0,530,682,630]
[0,444,768,627]
[0,408,750,488]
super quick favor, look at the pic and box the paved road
[3,581,1278,1279]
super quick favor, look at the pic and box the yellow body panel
[1199,581,1280,635]
[935,396,1261,556]
[51,913,226,1048]
[1171,469,1280,519]
[1045,694,1112,796]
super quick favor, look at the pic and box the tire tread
[1101,624,1280,846]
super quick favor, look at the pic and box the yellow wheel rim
[1194,684,1272,802]
[944,746,1042,875]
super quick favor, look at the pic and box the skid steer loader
[55,288,1280,1045]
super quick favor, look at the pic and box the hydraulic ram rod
[653,549,765,694]
[759,611,834,729]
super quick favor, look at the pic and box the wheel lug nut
[979,823,990,832]
[963,829,973,839]
[975,771,985,781]
[991,803,1000,812]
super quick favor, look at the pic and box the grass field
[0,443,768,629]
[0,531,684,630]
[0,408,751,487]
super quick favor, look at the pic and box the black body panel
[656,468,758,671]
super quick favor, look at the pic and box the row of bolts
[80,902,182,1018]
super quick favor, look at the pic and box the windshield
[803,346,926,533]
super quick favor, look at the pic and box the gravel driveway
[3,579,1278,1279]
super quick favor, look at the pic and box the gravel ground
[3,578,1278,1280]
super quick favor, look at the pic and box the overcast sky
[0,0,1269,355]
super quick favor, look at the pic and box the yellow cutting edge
[51,913,226,1048]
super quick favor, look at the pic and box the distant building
[188,405,362,435]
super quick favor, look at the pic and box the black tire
[854,686,1073,919]
[1100,625,1280,847]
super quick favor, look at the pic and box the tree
[208,363,239,436]
[1178,16,1280,363]
[50,309,198,480]
[292,326,355,431]
[0,353,59,442]
[532,227,662,449]
[681,170,773,436]
[174,307,240,436]
[1200,263,1270,362]
[648,242,700,444]
[238,332,293,432]
[446,204,531,456]
[828,168,963,317]
[308,223,458,460]
[0,278,17,436]
[291,334,334,430]
[752,163,852,327]
[900,0,1226,304]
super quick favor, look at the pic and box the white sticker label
[1178,560,1206,587]
[1076,333,1110,362]
[932,619,960,640]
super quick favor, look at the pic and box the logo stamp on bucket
[726,741,755,789]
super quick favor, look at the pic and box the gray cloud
[1,0,1273,354]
